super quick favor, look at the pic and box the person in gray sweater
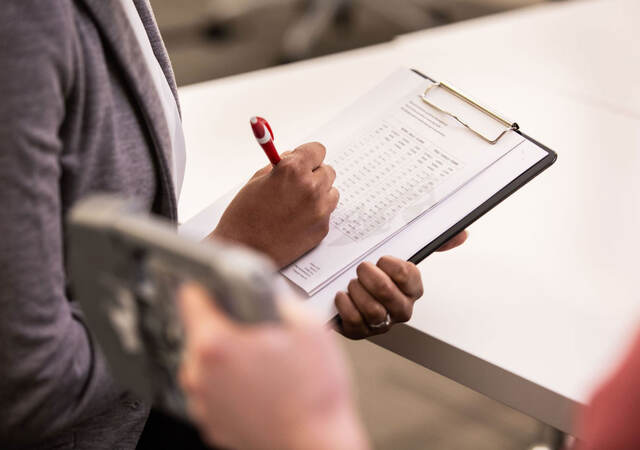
[0,1,466,448]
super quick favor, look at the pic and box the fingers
[376,256,423,299]
[292,142,326,171]
[347,279,388,327]
[312,165,338,217]
[335,258,423,339]
[335,291,370,339]
[313,164,337,192]
[437,230,468,252]
[327,187,340,213]
[356,262,413,323]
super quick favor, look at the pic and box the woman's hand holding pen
[210,142,339,268]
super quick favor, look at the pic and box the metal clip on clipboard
[421,81,519,145]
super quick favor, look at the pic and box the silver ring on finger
[369,312,392,329]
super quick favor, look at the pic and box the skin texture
[210,142,339,269]
[178,285,369,450]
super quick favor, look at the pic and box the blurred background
[152,0,553,85]
[152,1,569,448]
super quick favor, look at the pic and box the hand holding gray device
[67,196,279,421]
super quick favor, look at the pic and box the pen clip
[260,117,274,142]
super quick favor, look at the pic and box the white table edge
[369,324,582,437]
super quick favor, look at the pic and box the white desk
[178,0,640,437]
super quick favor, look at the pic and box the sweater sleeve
[0,2,130,445]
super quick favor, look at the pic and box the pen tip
[250,117,258,124]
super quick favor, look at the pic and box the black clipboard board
[407,69,557,264]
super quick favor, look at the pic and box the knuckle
[341,315,358,328]
[320,205,332,222]
[326,164,337,180]
[313,197,327,215]
[365,303,385,321]
[397,302,413,322]
[409,261,421,276]
[280,157,302,175]
[327,188,340,212]
[334,293,349,314]
[340,312,360,329]
[315,222,329,239]
[335,294,357,327]
[377,255,392,266]
[410,264,424,298]
[311,141,327,155]
[356,261,373,279]
[318,219,330,237]
[374,278,393,298]
[320,202,333,217]
[313,202,332,223]
[347,279,359,295]
[301,178,316,195]
[332,187,340,204]
[328,199,339,215]
[394,262,410,285]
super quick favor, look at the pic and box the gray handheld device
[67,195,279,420]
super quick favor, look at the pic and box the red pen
[250,116,281,165]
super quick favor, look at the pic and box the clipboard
[179,68,557,320]
[406,69,557,265]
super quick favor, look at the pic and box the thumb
[436,230,469,252]
[178,283,234,340]
[251,164,273,179]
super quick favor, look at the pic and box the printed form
[281,70,525,295]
